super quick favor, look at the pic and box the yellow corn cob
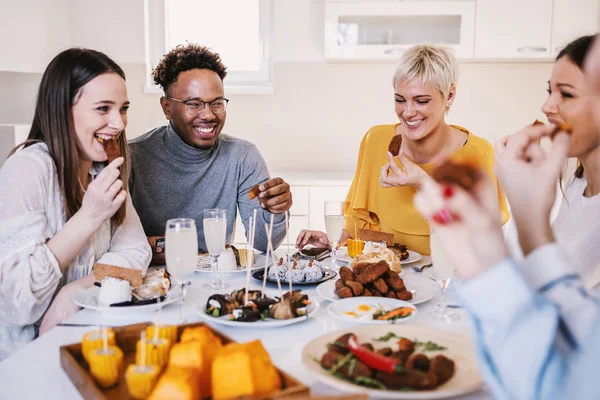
[347,239,365,258]
[126,364,160,400]
[145,325,178,348]
[136,338,170,371]
[81,328,115,363]
[88,346,123,389]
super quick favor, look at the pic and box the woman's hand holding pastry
[79,157,126,224]
[494,123,571,254]
[414,175,508,281]
[380,151,427,189]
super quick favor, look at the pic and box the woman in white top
[536,34,600,284]
[0,48,151,359]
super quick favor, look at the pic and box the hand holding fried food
[431,160,482,192]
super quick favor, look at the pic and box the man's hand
[147,236,166,265]
[259,177,293,214]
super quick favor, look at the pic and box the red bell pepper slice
[346,334,404,375]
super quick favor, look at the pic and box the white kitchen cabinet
[324,1,476,60]
[474,0,553,59]
[551,0,600,58]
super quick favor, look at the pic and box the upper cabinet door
[324,1,476,61]
[474,0,553,59]
[551,0,600,58]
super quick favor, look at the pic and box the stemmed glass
[165,218,198,324]
[324,200,345,268]
[429,225,459,322]
[202,209,228,291]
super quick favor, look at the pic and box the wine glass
[429,225,459,322]
[165,218,198,324]
[324,200,345,268]
[202,209,228,291]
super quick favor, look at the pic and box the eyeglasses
[165,97,229,114]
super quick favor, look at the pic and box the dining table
[0,249,492,400]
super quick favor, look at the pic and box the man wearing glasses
[129,44,293,263]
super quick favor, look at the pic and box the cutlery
[57,323,109,327]
[411,263,433,273]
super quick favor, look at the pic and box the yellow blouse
[343,124,510,255]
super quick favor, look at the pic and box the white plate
[336,247,422,265]
[327,297,416,325]
[73,286,180,313]
[302,325,483,399]
[196,290,320,328]
[196,252,272,273]
[316,273,437,305]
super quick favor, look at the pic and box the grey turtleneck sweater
[128,123,286,253]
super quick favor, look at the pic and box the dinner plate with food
[328,297,416,325]
[302,325,483,399]
[196,245,271,273]
[251,256,337,286]
[316,263,436,306]
[73,265,181,312]
[335,229,422,266]
[197,288,319,328]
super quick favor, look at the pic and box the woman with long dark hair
[0,48,151,359]
[537,34,600,285]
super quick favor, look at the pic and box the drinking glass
[202,209,228,291]
[165,218,198,323]
[429,225,459,322]
[324,200,345,267]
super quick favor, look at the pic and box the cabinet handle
[517,46,548,53]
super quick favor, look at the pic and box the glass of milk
[429,224,460,322]
[324,200,345,268]
[165,218,198,323]
[202,209,227,291]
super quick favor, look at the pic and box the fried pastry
[248,184,261,200]
[388,134,402,156]
[97,137,120,163]
[431,160,481,191]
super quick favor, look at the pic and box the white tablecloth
[0,253,492,400]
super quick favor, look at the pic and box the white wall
[0,0,71,72]
[0,0,556,173]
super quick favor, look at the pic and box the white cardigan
[0,143,151,359]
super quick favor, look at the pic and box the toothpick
[154,296,162,343]
[102,325,108,351]
[263,221,282,298]
[261,223,270,299]
[285,212,291,263]
[140,331,146,367]
[244,215,255,306]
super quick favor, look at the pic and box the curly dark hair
[152,44,228,94]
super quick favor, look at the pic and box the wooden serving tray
[60,322,309,400]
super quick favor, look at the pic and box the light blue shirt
[454,244,600,400]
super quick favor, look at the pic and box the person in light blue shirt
[411,33,600,399]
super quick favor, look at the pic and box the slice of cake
[357,229,394,247]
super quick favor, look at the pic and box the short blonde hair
[392,44,458,101]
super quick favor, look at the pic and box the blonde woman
[297,44,509,255]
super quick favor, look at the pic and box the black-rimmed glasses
[165,97,229,114]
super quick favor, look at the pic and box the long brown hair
[556,35,597,181]
[9,48,130,226]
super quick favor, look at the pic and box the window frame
[144,0,274,95]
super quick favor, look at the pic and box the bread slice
[357,229,394,247]
[93,263,143,287]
